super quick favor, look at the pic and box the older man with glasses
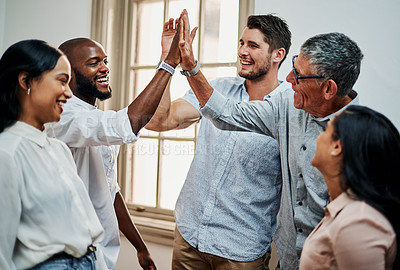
[174,18,363,270]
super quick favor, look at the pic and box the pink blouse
[299,191,396,270]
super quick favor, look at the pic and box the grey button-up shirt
[200,84,359,270]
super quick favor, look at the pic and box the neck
[312,95,353,118]
[19,112,44,131]
[73,90,96,106]
[325,174,344,201]
[245,70,280,101]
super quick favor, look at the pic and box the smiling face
[21,55,72,130]
[286,54,326,115]
[238,27,272,80]
[68,40,111,101]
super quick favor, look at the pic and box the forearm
[114,192,147,252]
[127,64,174,135]
[186,70,214,107]
[144,80,173,131]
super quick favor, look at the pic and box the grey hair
[300,32,363,97]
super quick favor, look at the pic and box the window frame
[90,0,254,245]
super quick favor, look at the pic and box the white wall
[0,0,92,54]
[0,0,5,51]
[255,0,400,130]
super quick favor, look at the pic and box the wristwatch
[180,60,200,77]
[156,60,175,76]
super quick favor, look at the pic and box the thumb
[190,26,198,41]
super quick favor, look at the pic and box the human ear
[330,140,342,156]
[323,79,338,100]
[272,48,286,64]
[18,71,30,90]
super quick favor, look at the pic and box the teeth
[240,60,252,65]
[97,77,108,83]
[57,101,64,108]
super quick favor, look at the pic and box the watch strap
[156,60,175,76]
[180,60,200,77]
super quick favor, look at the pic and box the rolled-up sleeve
[0,152,21,270]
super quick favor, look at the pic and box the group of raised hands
[162,9,198,72]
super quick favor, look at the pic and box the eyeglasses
[292,55,326,84]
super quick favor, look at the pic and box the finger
[168,18,174,29]
[182,11,190,40]
[179,16,184,47]
[174,18,179,29]
[190,26,198,42]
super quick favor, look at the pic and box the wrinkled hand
[161,18,178,60]
[137,250,156,270]
[178,9,198,71]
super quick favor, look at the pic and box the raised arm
[127,14,184,135]
[176,10,280,138]
[178,9,214,107]
[145,16,200,132]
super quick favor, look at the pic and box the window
[91,0,253,244]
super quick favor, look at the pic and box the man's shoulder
[210,77,245,89]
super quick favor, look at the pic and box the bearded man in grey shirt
[173,11,363,270]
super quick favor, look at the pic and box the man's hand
[137,249,157,270]
[178,9,198,71]
[164,13,184,68]
[161,18,178,60]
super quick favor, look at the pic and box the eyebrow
[86,57,101,62]
[247,41,259,46]
[57,72,70,80]
[239,39,260,48]
[86,56,108,62]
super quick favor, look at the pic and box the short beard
[239,55,271,81]
[73,69,112,101]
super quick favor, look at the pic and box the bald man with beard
[46,21,183,270]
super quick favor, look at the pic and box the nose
[286,70,296,85]
[65,85,73,98]
[238,45,248,58]
[99,61,109,73]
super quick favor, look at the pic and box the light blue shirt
[200,86,359,270]
[175,77,289,261]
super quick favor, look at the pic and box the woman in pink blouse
[300,105,399,270]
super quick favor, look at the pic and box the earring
[27,88,31,95]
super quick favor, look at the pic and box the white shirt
[0,121,104,270]
[46,95,138,269]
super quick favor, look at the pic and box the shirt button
[298,201,303,206]
[299,173,303,178]
[299,228,303,233]
[302,145,307,151]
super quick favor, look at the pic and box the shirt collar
[8,121,48,147]
[69,95,97,110]
[266,81,290,98]
[325,190,355,218]
[312,90,359,122]
[240,80,289,100]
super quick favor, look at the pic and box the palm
[161,18,177,58]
